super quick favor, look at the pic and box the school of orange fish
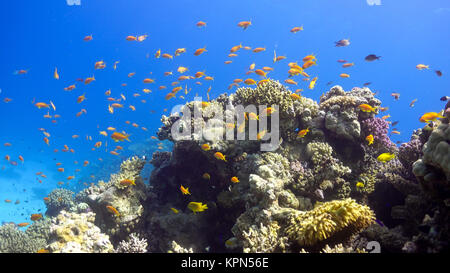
[1,20,445,226]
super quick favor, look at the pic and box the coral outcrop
[46,210,113,253]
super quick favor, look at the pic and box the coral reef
[0,224,47,253]
[76,156,148,243]
[3,80,446,254]
[285,199,374,249]
[44,188,75,216]
[46,210,113,253]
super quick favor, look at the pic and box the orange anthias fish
[64,84,76,91]
[77,93,86,103]
[126,35,137,41]
[53,67,59,79]
[30,213,43,221]
[180,185,191,195]
[196,21,206,27]
[237,20,252,30]
[416,64,429,70]
[230,176,240,183]
[214,152,227,162]
[106,205,120,216]
[419,112,444,123]
[111,132,130,142]
[35,102,50,109]
[285,79,297,85]
[194,47,207,56]
[137,35,148,42]
[297,128,309,138]
[83,35,93,41]
[290,26,303,33]
[120,179,136,186]
[358,104,377,113]
[84,76,95,84]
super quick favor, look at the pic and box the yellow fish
[356,182,364,188]
[187,202,208,214]
[171,208,179,214]
[377,153,395,163]
[309,77,318,90]
[366,134,374,145]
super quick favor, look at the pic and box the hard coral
[285,198,375,248]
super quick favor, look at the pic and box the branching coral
[285,198,375,248]
[115,233,148,253]
[0,224,46,253]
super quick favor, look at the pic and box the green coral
[25,217,52,245]
[285,198,375,247]
[0,224,46,253]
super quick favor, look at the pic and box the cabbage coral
[285,198,375,247]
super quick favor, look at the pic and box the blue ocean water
[0,0,449,226]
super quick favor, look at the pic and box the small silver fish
[335,39,350,47]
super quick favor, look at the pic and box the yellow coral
[285,198,375,247]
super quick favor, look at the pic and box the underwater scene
[0,0,449,254]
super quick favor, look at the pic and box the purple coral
[361,117,395,151]
[398,138,423,171]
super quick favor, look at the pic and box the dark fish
[435,70,442,77]
[365,54,381,61]
[440,96,450,101]
[326,81,333,86]
[363,82,372,86]
[335,39,350,47]
[392,121,399,126]
[396,141,401,144]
